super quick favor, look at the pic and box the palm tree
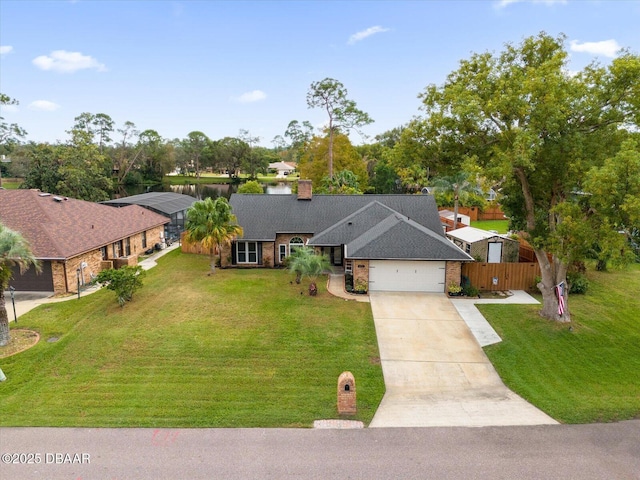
[432,172,482,230]
[184,197,243,274]
[287,247,332,296]
[1,222,40,346]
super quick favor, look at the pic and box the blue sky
[1,0,639,147]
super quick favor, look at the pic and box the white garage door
[369,260,446,292]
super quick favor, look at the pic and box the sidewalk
[450,290,540,347]
[326,273,369,303]
[4,244,181,322]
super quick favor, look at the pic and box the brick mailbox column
[337,371,356,415]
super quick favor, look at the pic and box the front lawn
[0,251,384,427]
[481,264,640,423]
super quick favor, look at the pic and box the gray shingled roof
[230,193,472,261]
[347,214,472,261]
[308,201,401,246]
[230,193,445,240]
[102,192,196,216]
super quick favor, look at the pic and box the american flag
[556,281,566,316]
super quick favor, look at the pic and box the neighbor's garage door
[9,261,54,292]
[369,260,446,292]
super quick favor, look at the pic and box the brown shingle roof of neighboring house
[0,189,169,260]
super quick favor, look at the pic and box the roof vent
[53,196,63,202]
[39,193,51,197]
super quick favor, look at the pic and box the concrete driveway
[368,292,557,427]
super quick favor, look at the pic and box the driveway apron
[368,292,557,427]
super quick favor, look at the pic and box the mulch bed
[0,329,40,358]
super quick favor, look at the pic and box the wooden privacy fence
[461,262,541,291]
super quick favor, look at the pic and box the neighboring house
[0,189,169,294]
[485,188,498,202]
[102,192,196,240]
[222,180,472,293]
[446,226,519,263]
[438,209,471,232]
[268,161,296,177]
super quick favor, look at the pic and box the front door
[332,246,342,266]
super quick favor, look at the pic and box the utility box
[337,371,356,415]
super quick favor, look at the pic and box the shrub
[463,284,479,297]
[530,275,542,293]
[96,266,146,307]
[237,180,264,194]
[354,279,368,294]
[568,272,589,294]
[345,273,354,292]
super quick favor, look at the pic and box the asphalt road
[1,422,639,480]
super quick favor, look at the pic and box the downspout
[63,260,69,294]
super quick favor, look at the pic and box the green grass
[0,251,384,427]
[481,264,640,423]
[470,219,510,233]
[0,180,22,189]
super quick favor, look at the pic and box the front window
[289,237,304,254]
[279,244,287,263]
[125,237,131,256]
[142,231,147,249]
[237,241,258,264]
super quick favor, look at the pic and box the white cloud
[495,0,566,8]
[233,90,267,103]
[32,50,107,73]
[0,45,14,56]
[28,100,61,112]
[347,26,390,45]
[570,39,621,58]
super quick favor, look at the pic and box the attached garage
[9,261,54,292]
[368,260,446,292]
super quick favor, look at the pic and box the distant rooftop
[446,226,513,243]
[102,192,196,216]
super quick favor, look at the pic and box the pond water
[115,181,291,200]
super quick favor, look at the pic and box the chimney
[297,179,312,201]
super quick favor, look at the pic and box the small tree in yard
[287,247,332,296]
[0,222,39,346]
[96,266,145,307]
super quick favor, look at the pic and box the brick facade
[352,260,370,292]
[217,240,277,268]
[50,226,164,295]
[274,233,313,266]
[261,241,275,268]
[445,261,462,289]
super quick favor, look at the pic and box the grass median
[481,263,640,423]
[0,250,384,427]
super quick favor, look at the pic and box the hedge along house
[222,180,472,293]
[446,226,519,263]
[0,189,169,294]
